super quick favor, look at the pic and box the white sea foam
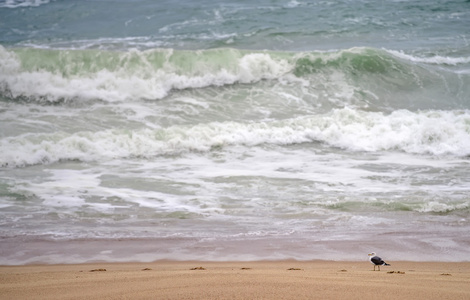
[19,37,172,51]
[285,0,301,8]
[0,0,50,8]
[1,108,469,167]
[0,47,292,102]
[387,49,470,65]
[1,46,467,107]
[418,201,469,213]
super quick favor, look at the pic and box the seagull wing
[371,256,385,265]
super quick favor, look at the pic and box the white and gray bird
[368,252,390,271]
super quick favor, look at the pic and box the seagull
[368,252,390,271]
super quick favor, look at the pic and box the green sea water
[0,0,469,264]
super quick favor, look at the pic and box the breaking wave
[1,46,468,106]
[2,108,469,167]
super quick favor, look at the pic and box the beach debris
[90,268,107,272]
[287,268,302,270]
[387,271,405,274]
[339,269,347,272]
[241,268,252,270]
[190,267,206,270]
[440,273,452,276]
[142,268,152,271]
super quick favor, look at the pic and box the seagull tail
[385,263,391,266]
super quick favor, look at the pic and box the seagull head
[368,252,376,257]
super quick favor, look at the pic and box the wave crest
[0,0,51,8]
[1,46,468,109]
[0,47,293,102]
[2,109,469,167]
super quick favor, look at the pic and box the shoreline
[1,260,469,299]
[3,235,469,265]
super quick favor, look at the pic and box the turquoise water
[0,0,469,264]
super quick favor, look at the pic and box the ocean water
[0,0,469,265]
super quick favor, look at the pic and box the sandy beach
[1,260,469,299]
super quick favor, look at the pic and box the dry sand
[1,260,469,299]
